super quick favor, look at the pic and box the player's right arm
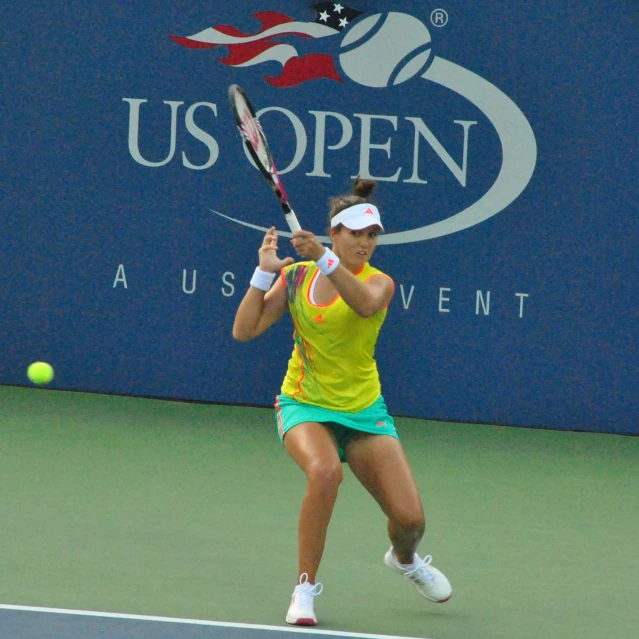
[232,227,293,342]
[232,278,287,342]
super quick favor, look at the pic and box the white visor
[331,203,384,231]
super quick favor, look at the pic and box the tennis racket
[228,84,302,233]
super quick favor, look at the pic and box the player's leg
[283,422,341,624]
[344,432,424,561]
[284,421,343,582]
[344,432,452,602]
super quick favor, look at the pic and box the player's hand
[291,230,325,261]
[258,227,294,273]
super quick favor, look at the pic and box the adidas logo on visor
[329,202,383,231]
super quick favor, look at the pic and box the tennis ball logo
[339,13,432,88]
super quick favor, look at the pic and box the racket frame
[228,84,301,233]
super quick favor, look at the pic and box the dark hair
[328,178,378,230]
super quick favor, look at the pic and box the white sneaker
[384,546,452,603]
[285,573,323,625]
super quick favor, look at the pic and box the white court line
[0,604,434,639]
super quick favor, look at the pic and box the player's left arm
[292,231,395,317]
[290,230,394,317]
[327,268,394,317]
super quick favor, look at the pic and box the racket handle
[285,210,302,233]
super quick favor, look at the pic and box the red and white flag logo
[171,4,363,88]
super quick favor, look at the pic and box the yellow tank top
[280,261,393,413]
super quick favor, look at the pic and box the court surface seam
[0,604,434,639]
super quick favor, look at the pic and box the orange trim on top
[306,268,339,308]
[364,272,395,286]
[291,345,306,400]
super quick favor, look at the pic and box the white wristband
[250,267,276,292]
[315,248,340,275]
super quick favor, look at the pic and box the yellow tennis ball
[27,361,54,385]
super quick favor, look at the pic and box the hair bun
[352,178,377,199]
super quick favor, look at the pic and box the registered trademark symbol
[430,9,449,27]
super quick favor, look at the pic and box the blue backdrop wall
[2,1,637,433]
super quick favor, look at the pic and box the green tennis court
[1,385,637,639]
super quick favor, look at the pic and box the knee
[306,459,344,492]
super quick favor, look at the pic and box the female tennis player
[232,179,452,625]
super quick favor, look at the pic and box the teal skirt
[274,394,398,462]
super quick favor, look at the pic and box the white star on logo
[333,3,344,14]
[319,10,330,22]
[339,17,348,28]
